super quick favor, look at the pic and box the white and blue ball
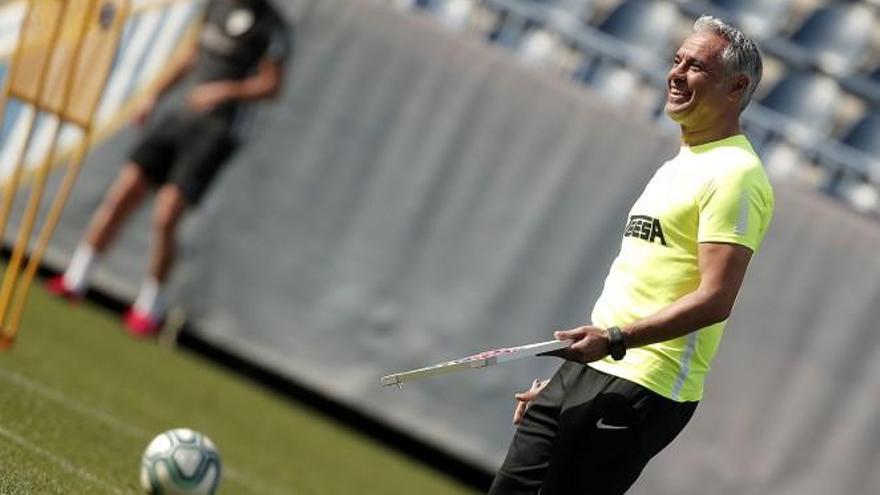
[140,428,222,495]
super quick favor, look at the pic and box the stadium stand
[820,111,880,211]
[395,0,880,217]
[842,65,880,107]
[843,111,880,160]
[578,0,679,109]
[677,0,796,38]
[762,3,876,77]
[745,70,845,182]
[757,71,841,141]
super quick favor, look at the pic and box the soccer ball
[140,428,222,495]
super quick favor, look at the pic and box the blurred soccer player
[48,0,292,336]
[490,16,774,494]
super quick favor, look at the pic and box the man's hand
[187,81,237,113]
[134,95,158,127]
[553,326,610,363]
[513,378,549,425]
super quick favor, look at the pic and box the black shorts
[130,110,238,204]
[489,362,698,495]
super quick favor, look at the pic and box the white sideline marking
[0,367,147,439]
[0,424,131,495]
[0,367,293,495]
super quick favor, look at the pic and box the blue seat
[841,112,880,158]
[525,0,592,15]
[835,112,880,211]
[485,0,594,56]
[766,4,875,76]
[869,65,880,92]
[595,0,679,58]
[757,71,840,137]
[705,0,794,37]
[572,0,678,113]
[486,4,540,49]
[519,0,595,32]
[839,65,880,107]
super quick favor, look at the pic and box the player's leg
[124,184,188,335]
[84,164,153,253]
[488,362,580,494]
[603,394,698,493]
[49,112,181,299]
[125,115,236,335]
[538,367,697,494]
[149,184,189,285]
[49,164,153,298]
[155,114,236,282]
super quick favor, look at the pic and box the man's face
[665,32,739,126]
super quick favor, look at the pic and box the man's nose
[668,63,686,83]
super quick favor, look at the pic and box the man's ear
[728,74,749,102]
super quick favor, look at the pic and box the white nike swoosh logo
[596,418,629,430]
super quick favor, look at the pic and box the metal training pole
[0,0,130,348]
[12,0,132,336]
[8,135,91,334]
[0,0,65,275]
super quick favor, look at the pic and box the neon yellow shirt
[588,134,774,402]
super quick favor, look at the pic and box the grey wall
[36,1,880,493]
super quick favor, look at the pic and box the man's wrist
[606,326,626,361]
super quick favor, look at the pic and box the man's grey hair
[693,15,762,112]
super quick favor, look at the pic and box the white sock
[62,243,97,295]
[133,277,167,321]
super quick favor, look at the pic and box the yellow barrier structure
[0,0,130,348]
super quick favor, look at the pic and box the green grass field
[0,282,479,494]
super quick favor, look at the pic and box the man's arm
[135,38,199,126]
[556,242,753,362]
[187,59,286,113]
[155,40,200,98]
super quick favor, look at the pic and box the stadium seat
[574,0,678,110]
[763,3,876,77]
[749,71,841,180]
[757,70,841,138]
[523,0,593,16]
[593,0,679,59]
[834,173,879,215]
[517,24,568,68]
[435,0,478,30]
[812,111,880,199]
[487,5,535,48]
[840,65,880,107]
[506,1,592,63]
[536,0,595,28]
[413,0,437,9]
[483,0,593,48]
[696,0,795,38]
[841,112,880,159]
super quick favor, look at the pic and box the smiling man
[489,16,774,494]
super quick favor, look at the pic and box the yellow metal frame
[0,0,131,348]
[0,0,202,194]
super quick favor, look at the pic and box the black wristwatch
[606,326,626,361]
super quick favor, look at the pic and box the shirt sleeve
[264,15,293,64]
[697,165,774,252]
